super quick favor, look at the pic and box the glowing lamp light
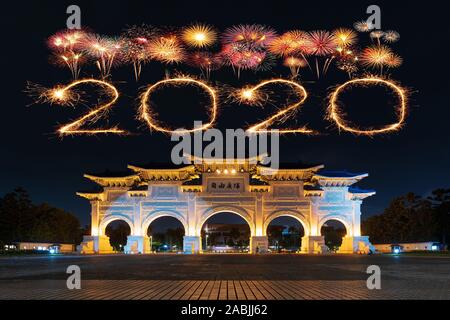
[224,169,229,174]
[393,248,400,254]
[216,169,221,174]
[231,169,237,174]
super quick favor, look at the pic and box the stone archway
[197,206,255,237]
[99,214,134,236]
[318,216,352,253]
[141,210,187,253]
[263,210,310,237]
[195,205,256,252]
[264,210,310,253]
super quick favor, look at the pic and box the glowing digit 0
[139,77,218,134]
[328,77,407,135]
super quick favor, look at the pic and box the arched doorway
[267,216,305,253]
[105,221,131,252]
[200,212,251,253]
[145,216,185,253]
[320,219,348,252]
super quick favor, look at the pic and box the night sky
[1,0,449,227]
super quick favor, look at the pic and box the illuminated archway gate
[77,156,376,254]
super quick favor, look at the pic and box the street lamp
[150,235,153,253]
[205,225,209,251]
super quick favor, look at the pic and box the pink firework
[187,51,223,78]
[305,30,338,56]
[222,24,277,48]
[48,29,87,52]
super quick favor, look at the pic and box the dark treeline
[363,190,450,245]
[0,188,83,246]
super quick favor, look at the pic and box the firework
[182,23,217,48]
[50,52,85,79]
[328,77,407,135]
[83,34,125,78]
[333,28,357,47]
[122,25,159,80]
[48,29,86,52]
[139,77,218,134]
[268,30,310,56]
[222,24,277,49]
[383,30,400,43]
[39,79,125,135]
[283,56,307,78]
[304,31,338,78]
[48,30,88,79]
[147,36,185,64]
[229,79,313,134]
[385,53,403,68]
[305,31,337,56]
[360,45,395,73]
[221,43,269,77]
[187,51,223,79]
[353,20,372,32]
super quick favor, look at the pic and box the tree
[427,189,450,245]
[363,192,438,244]
[0,188,82,246]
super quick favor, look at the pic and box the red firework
[305,30,338,56]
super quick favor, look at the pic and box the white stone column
[183,236,202,254]
[301,236,325,253]
[250,236,268,253]
[124,235,151,254]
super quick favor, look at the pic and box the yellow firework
[139,77,218,134]
[385,53,403,68]
[360,45,394,69]
[147,36,185,64]
[268,30,309,56]
[328,77,407,135]
[182,23,217,48]
[333,28,357,47]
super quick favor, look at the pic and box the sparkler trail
[232,79,314,134]
[45,79,125,135]
[139,77,218,134]
[328,77,407,135]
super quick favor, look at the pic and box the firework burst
[182,23,217,48]
[48,30,88,79]
[83,34,125,78]
[305,30,338,56]
[122,25,159,80]
[268,30,309,56]
[304,31,338,78]
[222,24,277,49]
[383,30,400,43]
[147,36,185,64]
[353,20,372,32]
[333,28,357,47]
[187,51,223,79]
[360,45,395,73]
[283,56,307,78]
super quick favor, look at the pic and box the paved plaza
[0,254,449,300]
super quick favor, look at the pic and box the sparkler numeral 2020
[44,76,407,136]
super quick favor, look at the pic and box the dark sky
[1,0,449,226]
